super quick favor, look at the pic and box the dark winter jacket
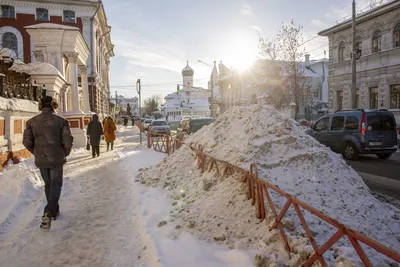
[23,107,74,168]
[87,114,104,146]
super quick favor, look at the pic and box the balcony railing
[0,79,44,102]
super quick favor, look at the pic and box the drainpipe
[90,0,102,112]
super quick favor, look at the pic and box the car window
[330,116,344,131]
[152,121,167,126]
[314,117,330,132]
[145,120,152,123]
[344,116,359,131]
[367,115,395,131]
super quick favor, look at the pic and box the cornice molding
[1,0,97,13]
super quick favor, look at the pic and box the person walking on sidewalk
[104,116,117,151]
[23,96,74,229]
[87,114,103,158]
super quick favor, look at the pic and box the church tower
[182,61,194,88]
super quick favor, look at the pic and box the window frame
[356,36,362,56]
[2,32,18,55]
[36,8,49,21]
[338,41,345,62]
[1,5,15,19]
[394,24,400,48]
[372,30,382,53]
[63,10,76,23]
[390,84,400,109]
[344,116,360,132]
[314,117,330,132]
[330,116,345,131]
[370,87,379,109]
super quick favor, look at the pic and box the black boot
[40,212,51,230]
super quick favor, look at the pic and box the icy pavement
[0,126,255,267]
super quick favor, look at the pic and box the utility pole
[136,79,142,145]
[351,0,357,109]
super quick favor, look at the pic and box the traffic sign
[114,106,121,112]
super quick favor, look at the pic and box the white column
[78,65,91,113]
[64,52,80,112]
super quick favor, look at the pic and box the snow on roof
[10,62,64,78]
[25,23,80,31]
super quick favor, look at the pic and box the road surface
[346,152,400,200]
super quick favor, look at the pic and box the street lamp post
[198,60,214,117]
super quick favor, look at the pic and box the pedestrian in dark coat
[87,114,103,158]
[23,96,74,229]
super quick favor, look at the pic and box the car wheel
[342,142,358,160]
[376,153,392,159]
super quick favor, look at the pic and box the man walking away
[87,114,103,158]
[23,96,73,230]
[104,116,117,151]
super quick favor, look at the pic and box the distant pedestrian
[123,117,128,127]
[23,96,73,229]
[87,114,103,158]
[166,115,168,122]
[132,116,135,126]
[104,116,117,151]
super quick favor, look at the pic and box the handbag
[86,137,90,150]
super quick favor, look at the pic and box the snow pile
[138,105,400,266]
[0,97,39,113]
[0,163,43,234]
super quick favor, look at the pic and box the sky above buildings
[103,0,385,99]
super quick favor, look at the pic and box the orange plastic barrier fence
[147,136,400,266]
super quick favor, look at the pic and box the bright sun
[226,39,257,71]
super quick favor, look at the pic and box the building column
[64,52,80,112]
[78,65,91,113]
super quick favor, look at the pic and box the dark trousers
[107,142,114,151]
[92,145,100,157]
[39,167,63,217]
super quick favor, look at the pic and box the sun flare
[225,38,257,71]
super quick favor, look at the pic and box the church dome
[182,61,194,76]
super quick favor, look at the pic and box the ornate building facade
[318,0,400,112]
[0,0,114,148]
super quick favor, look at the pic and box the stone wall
[0,97,39,170]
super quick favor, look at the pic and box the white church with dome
[160,62,211,121]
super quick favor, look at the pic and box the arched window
[356,36,362,55]
[394,24,400,48]
[372,30,381,53]
[2,32,18,55]
[338,41,345,61]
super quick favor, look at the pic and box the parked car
[149,120,171,135]
[177,117,215,139]
[307,109,398,160]
[143,119,153,131]
[388,109,400,147]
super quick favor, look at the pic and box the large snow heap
[138,105,400,266]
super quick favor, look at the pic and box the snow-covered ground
[0,126,255,267]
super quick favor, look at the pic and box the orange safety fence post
[166,135,170,154]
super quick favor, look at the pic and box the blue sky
[103,0,377,99]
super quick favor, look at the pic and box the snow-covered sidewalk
[0,126,255,267]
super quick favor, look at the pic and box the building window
[390,85,400,109]
[370,87,378,109]
[336,90,343,110]
[2,32,18,55]
[63,10,76,23]
[36,8,49,21]
[356,36,362,56]
[0,5,15,18]
[338,42,345,61]
[394,24,400,48]
[372,30,381,53]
